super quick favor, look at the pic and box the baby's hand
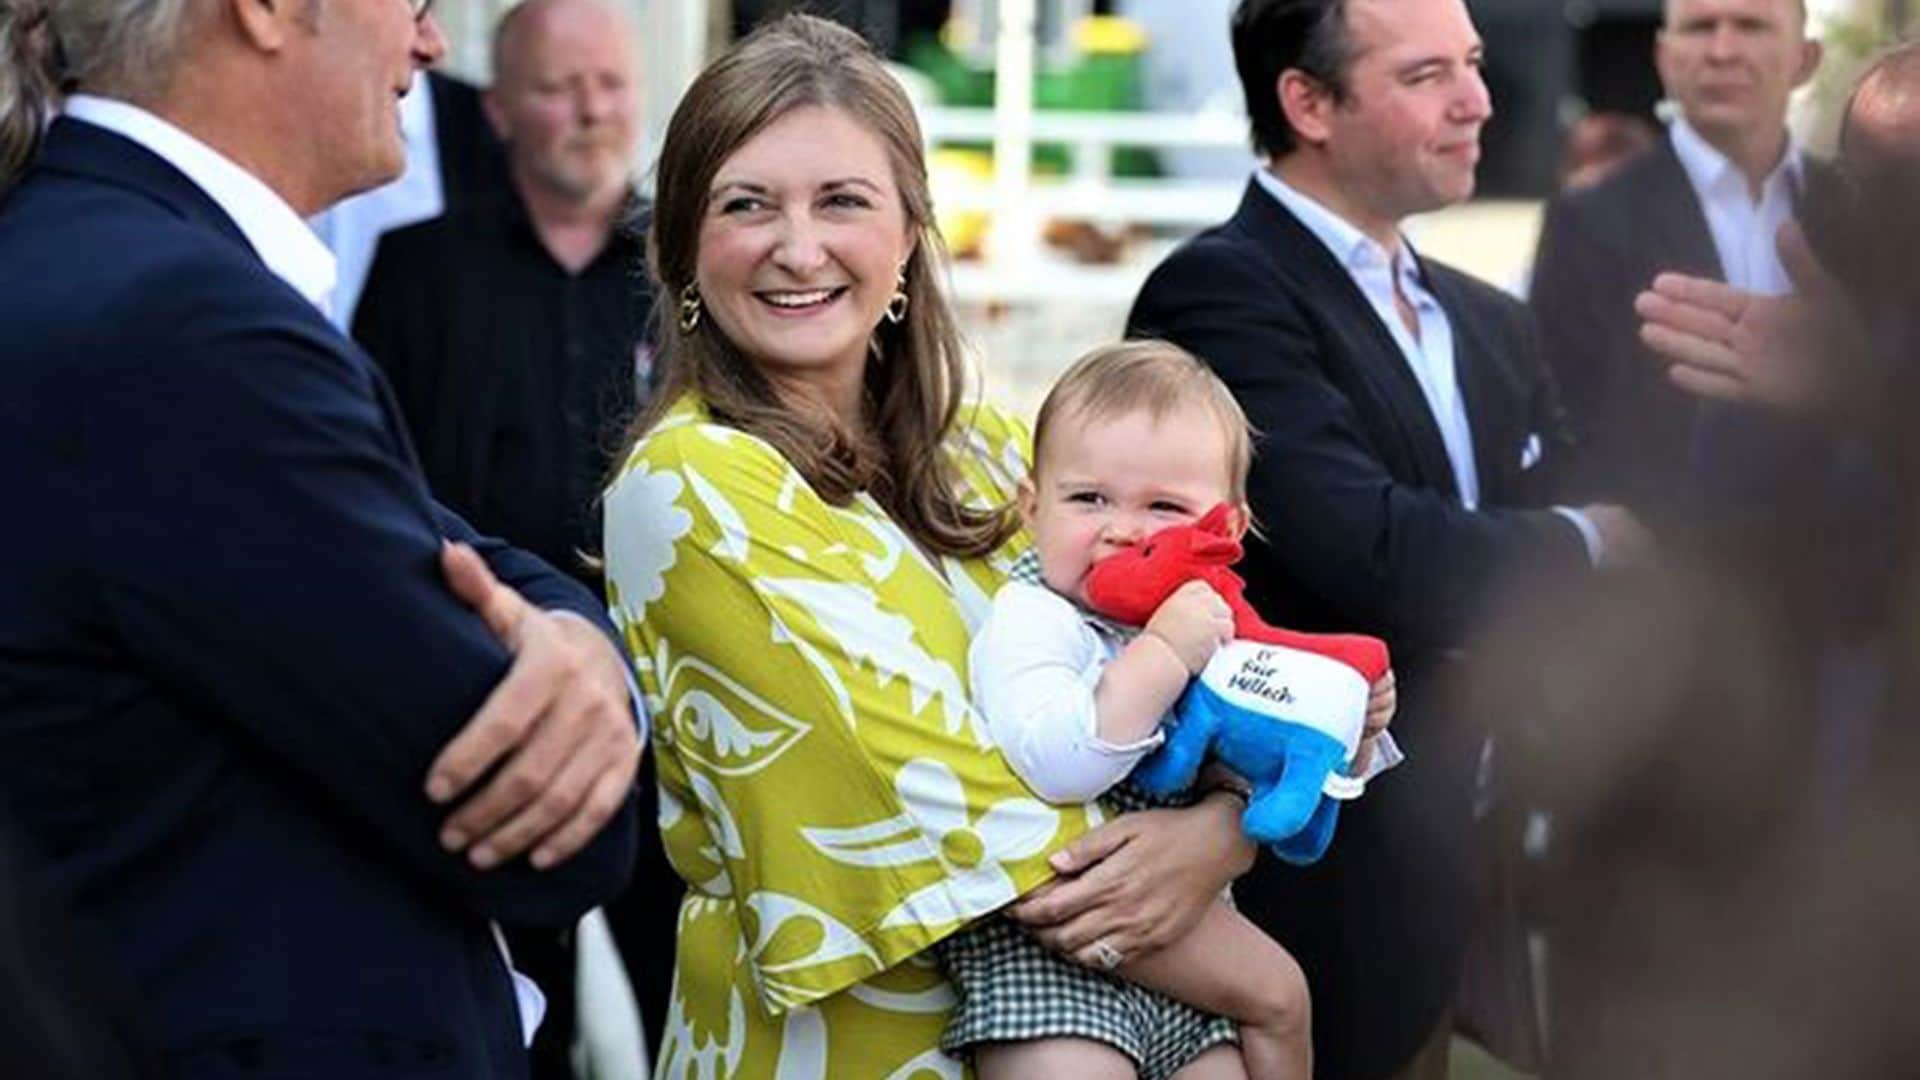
[1365,669,1396,737]
[1143,581,1235,674]
[1350,670,1397,776]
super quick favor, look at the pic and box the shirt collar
[503,183,649,267]
[400,70,435,149]
[1254,166,1425,289]
[1668,113,1804,204]
[1005,549,1137,642]
[64,94,338,316]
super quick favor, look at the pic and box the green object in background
[906,32,991,109]
[903,16,1161,179]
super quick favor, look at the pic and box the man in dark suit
[0,1,644,1076]
[1529,0,1823,517]
[1127,1,1647,1077]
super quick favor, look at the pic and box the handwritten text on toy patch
[1226,649,1297,706]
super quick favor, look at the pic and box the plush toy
[1083,504,1392,864]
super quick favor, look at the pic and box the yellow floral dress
[603,395,1097,1079]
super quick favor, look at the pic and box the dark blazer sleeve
[84,253,636,927]
[1130,239,1588,655]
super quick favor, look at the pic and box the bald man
[1530,0,1825,523]
[352,1,666,1071]
[1639,43,1920,425]
[1538,43,1920,1080]
[355,0,653,592]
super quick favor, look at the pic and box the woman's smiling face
[693,104,916,393]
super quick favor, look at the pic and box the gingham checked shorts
[935,915,1237,1080]
[935,784,1236,1079]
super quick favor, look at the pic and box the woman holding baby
[602,15,1391,1078]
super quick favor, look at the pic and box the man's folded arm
[431,506,605,627]
[433,505,651,747]
[85,294,637,927]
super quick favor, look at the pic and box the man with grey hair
[0,0,648,1074]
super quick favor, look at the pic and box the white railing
[920,106,1249,228]
[920,104,1253,303]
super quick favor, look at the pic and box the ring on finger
[1089,938,1125,971]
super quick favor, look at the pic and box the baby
[939,340,1398,1080]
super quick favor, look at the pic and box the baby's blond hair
[1031,339,1255,504]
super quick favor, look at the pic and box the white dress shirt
[1668,115,1804,297]
[970,582,1169,803]
[61,93,550,1046]
[1255,168,1603,562]
[309,72,448,329]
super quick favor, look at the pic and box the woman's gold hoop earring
[883,274,909,325]
[678,287,703,333]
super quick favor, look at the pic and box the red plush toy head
[1082,504,1245,629]
[1082,504,1391,683]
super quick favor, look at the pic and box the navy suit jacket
[1128,180,1588,1080]
[1529,139,1723,518]
[0,119,639,1078]
[1531,138,1838,525]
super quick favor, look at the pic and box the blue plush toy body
[1131,641,1376,864]
[1081,506,1394,864]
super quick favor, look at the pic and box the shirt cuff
[1084,728,1166,756]
[548,609,650,746]
[1551,506,1603,568]
[1353,732,1405,781]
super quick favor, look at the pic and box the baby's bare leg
[1117,901,1311,1080]
[974,1037,1137,1080]
[1171,1044,1249,1080]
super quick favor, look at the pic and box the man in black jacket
[354,1,665,1069]
[1127,1,1647,1076]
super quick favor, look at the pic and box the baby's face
[1021,402,1241,606]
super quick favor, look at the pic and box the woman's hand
[1006,792,1255,968]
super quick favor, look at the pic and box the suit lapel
[1425,264,1518,499]
[1232,184,1459,494]
[1645,139,1724,281]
